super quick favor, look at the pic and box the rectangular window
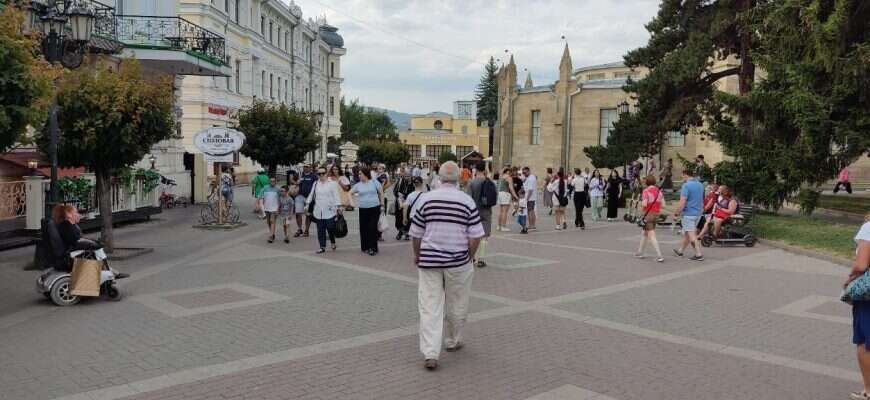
[531,110,541,145]
[225,56,232,91]
[427,145,451,158]
[269,21,273,43]
[406,145,421,159]
[277,77,281,101]
[284,81,288,103]
[235,59,241,93]
[260,15,265,35]
[261,70,266,97]
[587,73,606,80]
[329,96,335,116]
[599,108,618,146]
[234,0,239,22]
[668,130,686,147]
[330,62,335,77]
[456,146,474,157]
[224,0,229,13]
[269,73,274,99]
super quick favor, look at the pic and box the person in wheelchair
[52,204,128,278]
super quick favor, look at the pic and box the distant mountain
[366,107,412,132]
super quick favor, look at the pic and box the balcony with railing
[80,0,230,76]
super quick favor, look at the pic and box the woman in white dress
[306,167,343,253]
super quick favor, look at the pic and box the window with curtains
[599,108,618,146]
[531,110,541,145]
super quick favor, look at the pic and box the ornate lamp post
[617,100,630,116]
[23,0,96,217]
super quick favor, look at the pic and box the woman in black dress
[606,170,622,222]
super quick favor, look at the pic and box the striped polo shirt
[409,183,485,268]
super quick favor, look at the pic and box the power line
[305,0,488,66]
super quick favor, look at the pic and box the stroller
[35,220,127,306]
[700,203,757,247]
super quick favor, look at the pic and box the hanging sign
[193,127,245,163]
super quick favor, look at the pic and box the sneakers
[528,226,537,231]
[315,248,326,254]
[673,249,684,257]
[293,230,303,238]
[520,228,528,234]
[445,342,464,352]
[689,255,705,261]
[634,253,644,259]
[267,235,275,243]
[476,260,487,268]
[555,226,562,231]
[656,257,665,263]
[284,238,290,244]
[424,359,438,370]
[851,391,870,400]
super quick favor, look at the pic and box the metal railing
[0,181,27,221]
[115,15,226,65]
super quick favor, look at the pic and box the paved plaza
[0,191,857,400]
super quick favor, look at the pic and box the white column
[25,176,45,230]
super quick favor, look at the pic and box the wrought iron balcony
[114,15,226,66]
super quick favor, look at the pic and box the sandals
[850,390,870,400]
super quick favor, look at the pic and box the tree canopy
[475,57,498,127]
[339,98,398,143]
[583,0,870,209]
[437,150,458,164]
[40,61,175,251]
[237,101,320,176]
[0,5,55,151]
[357,140,410,169]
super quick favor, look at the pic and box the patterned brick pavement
[0,191,860,400]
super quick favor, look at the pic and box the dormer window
[434,120,443,130]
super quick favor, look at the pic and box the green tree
[583,0,758,169]
[39,61,174,251]
[0,5,54,151]
[438,151,458,164]
[236,101,320,176]
[357,140,410,169]
[475,57,498,156]
[339,97,398,143]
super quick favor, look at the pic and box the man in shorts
[672,169,704,261]
[261,177,280,243]
[522,167,538,230]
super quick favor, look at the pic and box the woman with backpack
[547,168,569,230]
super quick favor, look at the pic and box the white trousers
[418,263,474,360]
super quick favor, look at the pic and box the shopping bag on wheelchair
[70,258,101,297]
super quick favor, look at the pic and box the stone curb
[107,247,155,261]
[758,238,851,268]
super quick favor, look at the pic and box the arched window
[434,120,443,130]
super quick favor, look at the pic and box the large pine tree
[475,57,498,156]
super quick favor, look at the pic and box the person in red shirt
[711,186,738,238]
[635,175,664,262]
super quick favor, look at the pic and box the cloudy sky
[285,0,661,114]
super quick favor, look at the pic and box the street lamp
[617,100,630,115]
[148,154,157,170]
[24,0,98,218]
[27,159,39,176]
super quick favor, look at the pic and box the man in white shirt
[522,167,538,230]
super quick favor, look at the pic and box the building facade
[494,45,870,184]
[113,0,345,201]
[400,101,490,167]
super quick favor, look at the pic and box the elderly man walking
[409,161,484,370]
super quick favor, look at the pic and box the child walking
[278,186,295,244]
[517,188,529,234]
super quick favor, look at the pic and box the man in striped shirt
[409,161,485,371]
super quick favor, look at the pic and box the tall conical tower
[524,71,534,89]
[558,43,573,83]
[555,43,576,168]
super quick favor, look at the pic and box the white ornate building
[112,0,345,201]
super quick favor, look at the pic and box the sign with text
[193,127,245,162]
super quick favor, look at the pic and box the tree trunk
[737,0,756,143]
[96,170,114,253]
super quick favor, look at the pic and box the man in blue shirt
[672,168,705,261]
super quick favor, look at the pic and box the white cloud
[285,0,660,113]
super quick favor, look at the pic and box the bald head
[439,161,460,184]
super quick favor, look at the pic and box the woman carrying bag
[306,167,342,254]
[635,175,664,262]
[350,166,385,256]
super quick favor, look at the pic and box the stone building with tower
[493,45,870,185]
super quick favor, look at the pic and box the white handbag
[377,214,389,233]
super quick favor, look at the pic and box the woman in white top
[330,165,353,210]
[588,169,605,222]
[847,213,870,400]
[570,168,587,229]
[306,167,343,253]
[546,168,569,230]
